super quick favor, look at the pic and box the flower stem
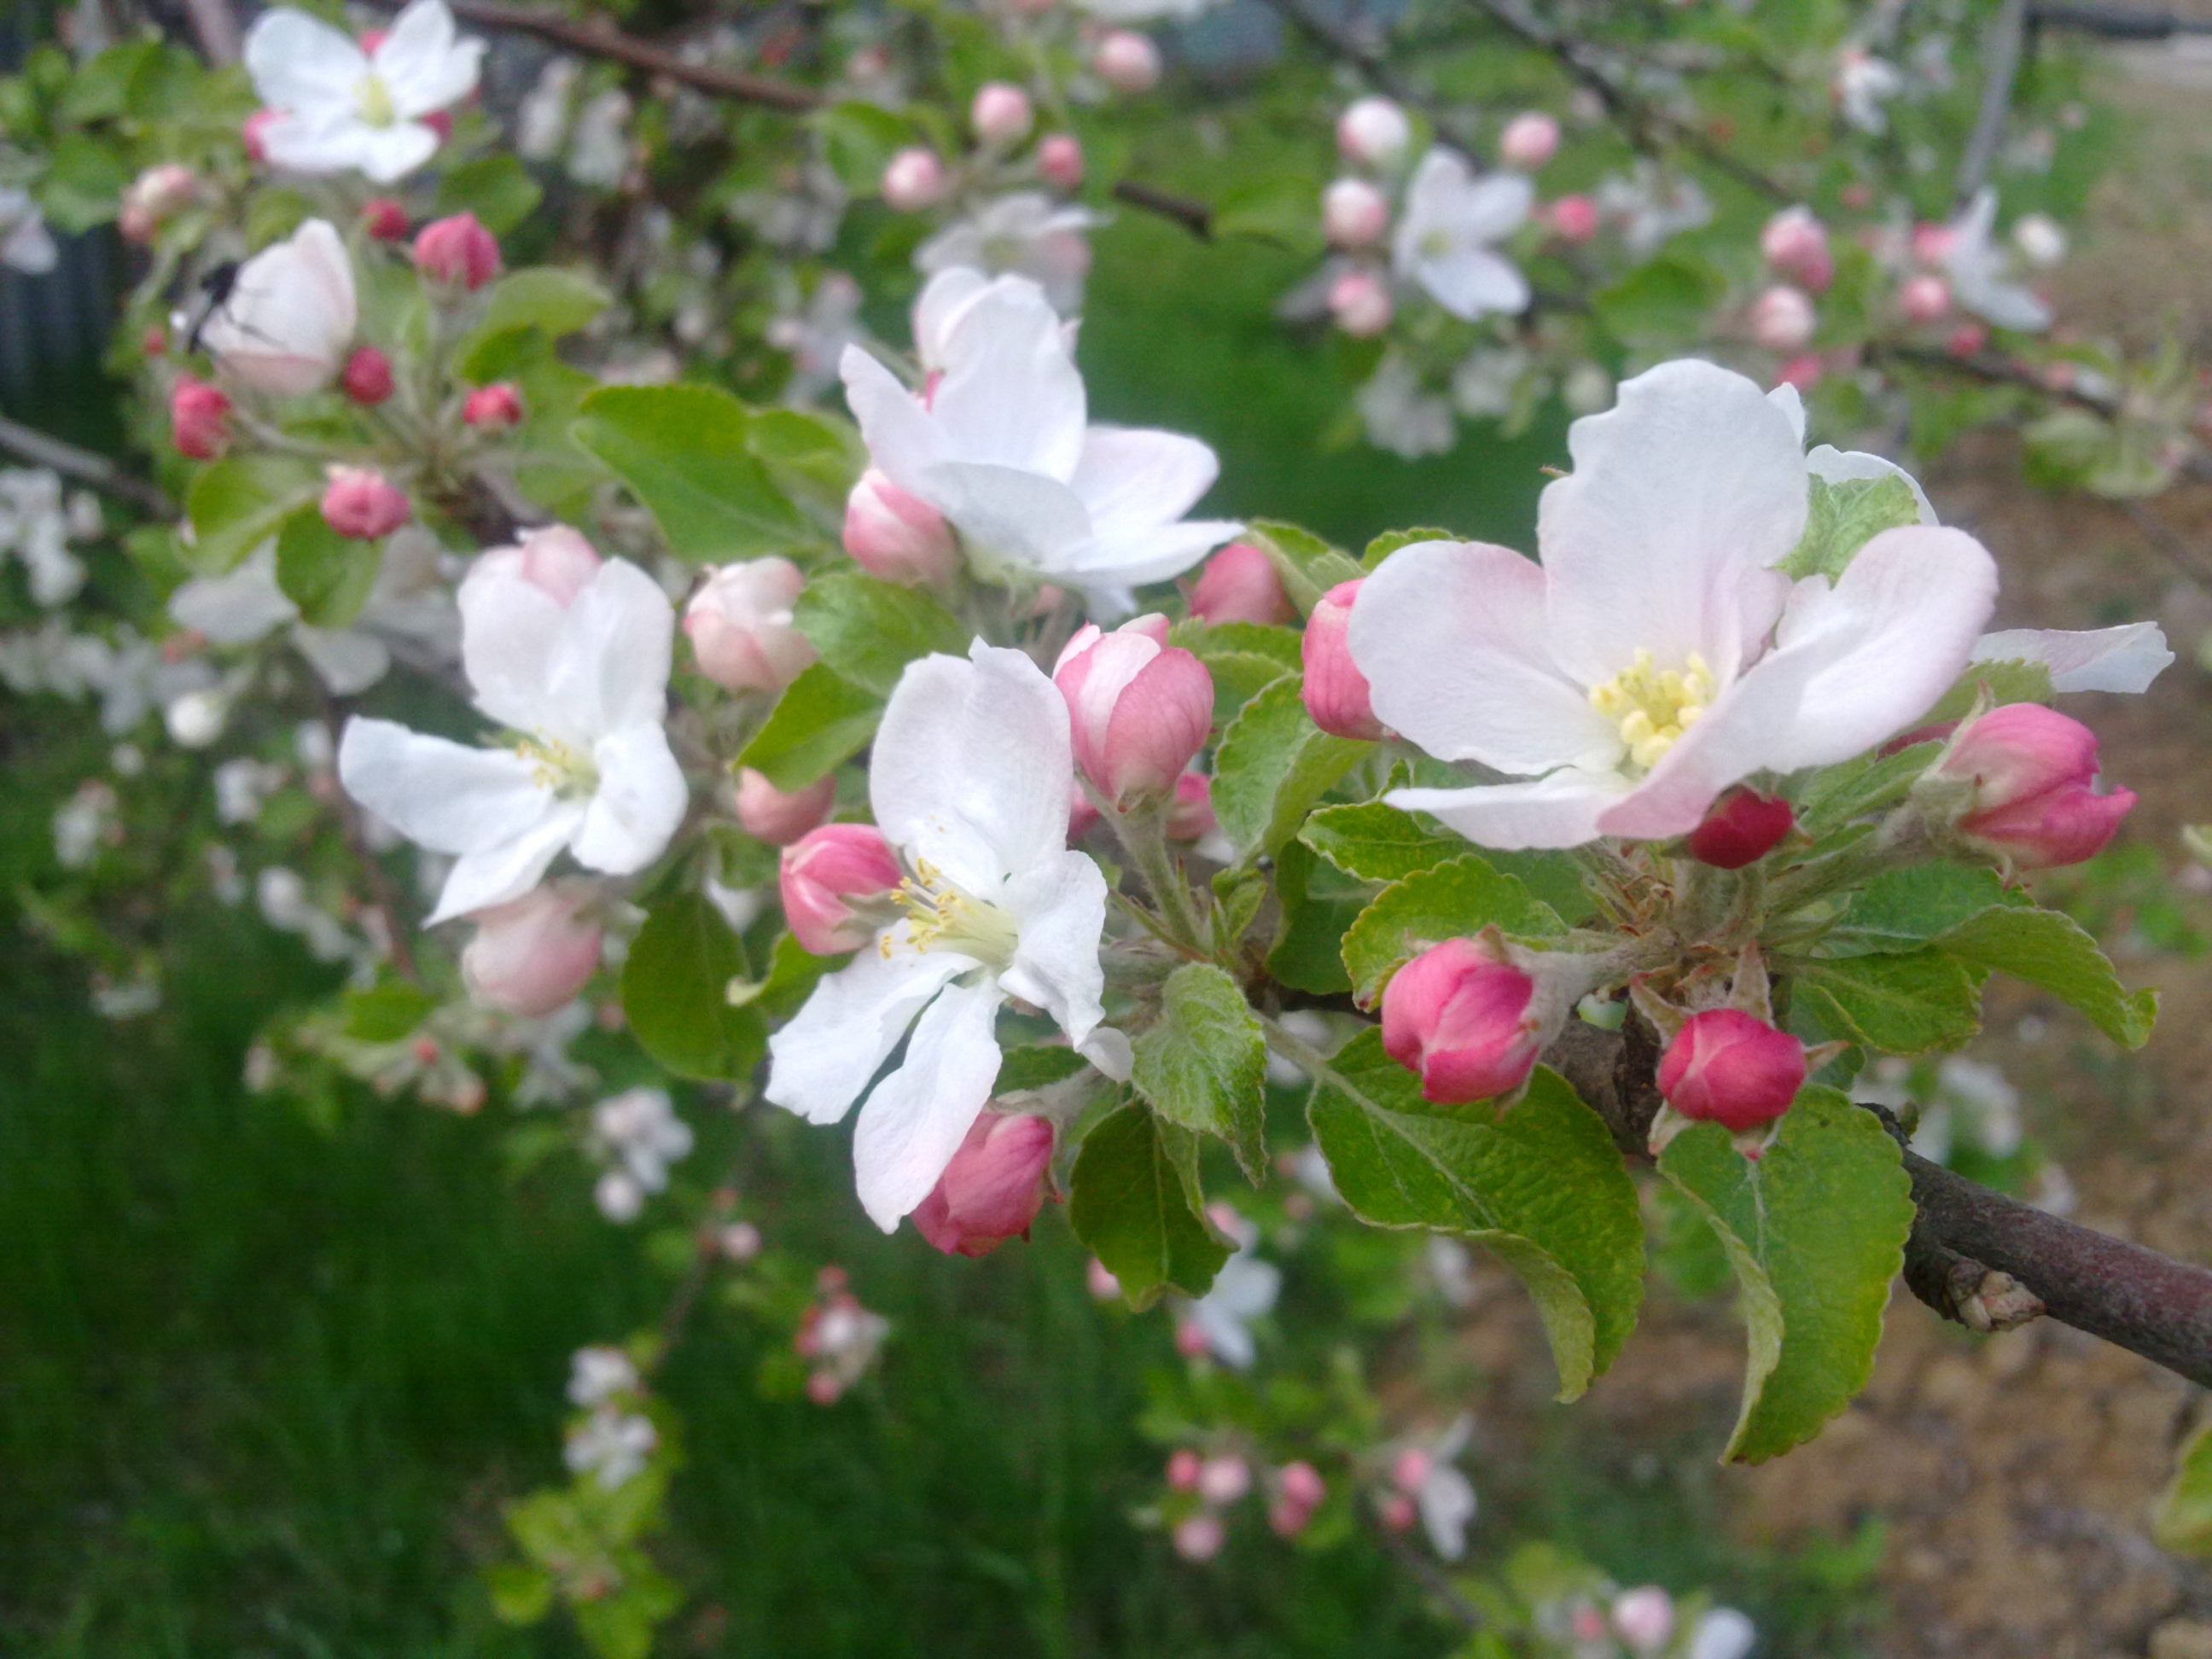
[1108,800,1210,954]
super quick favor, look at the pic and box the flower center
[354,72,398,126]
[887,857,1018,969]
[1419,227,1454,259]
[1586,648,1716,771]
[515,734,597,795]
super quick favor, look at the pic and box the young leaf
[1935,904,2158,1049]
[274,504,378,628]
[1301,800,1465,883]
[1789,948,1983,1054]
[1245,519,1363,614]
[1132,963,1267,1179]
[1776,472,1924,582]
[621,894,765,1081]
[470,268,611,343]
[1922,656,2054,725]
[734,662,882,790]
[1657,1090,1914,1463]
[572,384,809,562]
[1824,863,2023,955]
[1068,1103,1229,1307]
[792,569,968,697]
[1266,841,1360,996]
[184,456,318,574]
[1305,1037,1644,1401]
[995,1043,1093,1094]
[1340,854,1564,1008]
[1363,527,1455,569]
[434,154,542,233]
[2154,1422,2212,1556]
[343,979,436,1042]
[1211,675,1370,860]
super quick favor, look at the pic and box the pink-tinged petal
[336,717,547,855]
[1537,358,1802,687]
[1387,771,1627,850]
[375,0,481,116]
[1074,519,1243,591]
[245,9,366,107]
[1069,426,1220,545]
[429,807,583,923]
[1351,538,1615,774]
[929,276,1087,480]
[840,346,953,498]
[765,936,969,1125]
[852,978,1006,1229]
[574,724,686,874]
[1971,622,2172,694]
[544,559,674,742]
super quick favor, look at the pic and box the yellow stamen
[882,857,1018,967]
[1586,648,1717,774]
[515,734,595,793]
[355,72,398,127]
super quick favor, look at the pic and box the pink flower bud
[1087,1256,1121,1298]
[1377,1492,1417,1532]
[683,556,817,693]
[120,164,200,242]
[1173,1317,1209,1358]
[971,81,1035,144]
[1321,178,1390,247]
[1938,702,2136,868]
[412,212,502,289]
[423,109,454,142]
[1499,111,1560,170]
[1278,1460,1325,1509]
[1613,1586,1677,1652]
[242,108,280,163]
[736,766,836,847]
[1068,783,1102,841]
[461,884,602,1016]
[1038,133,1086,189]
[844,468,958,585]
[1301,578,1386,742]
[1167,771,1215,841]
[1197,1453,1251,1505]
[1760,206,1833,292]
[1336,96,1410,168]
[320,466,410,540]
[881,147,947,212]
[1900,273,1951,324]
[1188,540,1291,626]
[1052,614,1214,807]
[1549,194,1600,243]
[463,381,525,428]
[170,375,231,460]
[1389,1447,1432,1493]
[1172,1512,1225,1562]
[1911,221,1958,265]
[912,1110,1057,1257]
[1381,937,1541,1104]
[1659,1010,1807,1132]
[1751,284,1817,352]
[1947,322,1988,357]
[495,524,602,603]
[1092,32,1161,95]
[1327,271,1393,337]
[1685,787,1794,869]
[1774,352,1824,392]
[1167,1448,1202,1490]
[1267,1497,1314,1537]
[780,824,901,954]
[361,197,410,241]
[340,346,394,405]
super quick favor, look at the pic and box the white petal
[1387,771,1627,851]
[375,0,482,115]
[912,267,992,370]
[1352,539,1616,774]
[1536,358,1802,687]
[922,459,1094,581]
[852,978,1006,1230]
[349,122,442,185]
[1073,518,1243,590]
[245,9,365,108]
[1805,443,1938,525]
[1456,172,1534,243]
[841,346,952,495]
[1080,1027,1133,1081]
[430,807,582,923]
[168,543,297,643]
[573,723,687,873]
[765,938,969,1126]
[1972,622,2173,694]
[254,111,375,179]
[337,718,550,854]
[997,849,1111,1048]
[1416,247,1529,320]
[1419,1467,1477,1559]
[292,625,388,693]
[1767,382,1807,441]
[458,553,565,729]
[1069,426,1220,546]
[544,559,674,741]
[930,276,1087,480]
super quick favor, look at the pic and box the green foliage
[2155,1423,2212,1555]
[734,662,882,789]
[1210,675,1370,861]
[469,268,613,345]
[1306,1040,1644,1401]
[341,978,436,1042]
[183,456,319,575]
[1340,854,1564,1008]
[274,504,378,628]
[1244,520,1363,614]
[434,154,544,235]
[1776,473,1925,582]
[621,894,764,1081]
[1363,527,1456,569]
[1658,1091,1915,1463]
[1934,904,2159,1049]
[1300,800,1464,884]
[1592,256,1723,345]
[1131,963,1267,1180]
[571,384,811,562]
[1789,948,1984,1054]
[1265,841,1362,995]
[1068,1103,1229,1307]
[792,569,969,697]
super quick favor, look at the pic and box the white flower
[1942,188,2052,332]
[564,1406,656,1489]
[567,1344,639,1406]
[0,187,56,275]
[1412,1416,1478,1559]
[54,780,115,870]
[245,0,482,183]
[1392,149,1532,321]
[0,469,88,606]
[917,191,1102,314]
[765,643,1128,1230]
[336,556,686,924]
[1688,1607,1758,1659]
[1593,161,1713,255]
[591,1086,693,1192]
[197,218,358,396]
[1350,359,2000,848]
[1357,353,1457,458]
[842,274,1239,609]
[1834,48,1905,134]
[1182,1223,1281,1370]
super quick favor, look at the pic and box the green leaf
[2154,1422,2212,1555]
[1922,657,2055,725]
[38,132,131,232]
[184,456,318,575]
[1776,473,1925,582]
[1789,948,1983,1054]
[1341,854,1564,1009]
[1825,864,2023,956]
[791,570,968,697]
[273,504,379,628]
[815,99,919,192]
[1301,800,1465,883]
[1592,256,1723,345]
[572,384,808,562]
[747,409,865,519]
[471,267,611,343]
[1132,963,1267,1179]
[734,662,882,790]
[1068,1103,1229,1307]
[1210,675,1370,860]
[995,1043,1092,1094]
[343,980,436,1043]
[1362,527,1454,569]
[482,1562,556,1625]
[434,154,542,235]
[1245,519,1363,614]
[1794,737,1944,837]
[1306,1037,1644,1400]
[1934,905,2158,1049]
[621,895,765,1081]
[1657,1090,1914,1462]
[1265,841,1360,995]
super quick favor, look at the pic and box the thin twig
[1374,1522,1488,1630]
[2027,0,2212,36]
[1958,0,2029,206]
[178,0,242,65]
[1109,179,1212,240]
[0,414,176,518]
[1255,0,1477,150]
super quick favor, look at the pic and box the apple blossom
[1760,205,1832,291]
[119,164,201,242]
[1171,1513,1225,1561]
[881,147,947,212]
[567,1344,639,1406]
[842,273,1239,608]
[916,194,1102,314]
[461,882,602,1016]
[1834,47,1903,134]
[765,644,1129,1229]
[463,382,523,428]
[1196,1454,1250,1505]
[1322,178,1390,247]
[735,766,836,847]
[971,82,1034,145]
[1273,1461,1325,1531]
[1499,112,1560,170]
[479,523,602,604]
[911,1109,1057,1256]
[844,468,959,585]
[780,823,904,954]
[682,556,816,693]
[244,0,481,183]
[1659,1010,1807,1131]
[1381,937,1542,1104]
[593,1085,693,1204]
[1689,1608,1759,1659]
[565,1406,656,1487]
[1301,578,1386,742]
[1970,622,2173,694]
[1167,1448,1202,1491]
[2013,211,2068,268]
[1549,193,1599,243]
[1337,96,1411,168]
[1392,149,1533,321]
[0,187,57,275]
[1188,540,1292,626]
[413,211,502,289]
[1092,32,1162,95]
[361,197,410,241]
[1949,322,1988,357]
[1181,1217,1279,1367]
[1685,787,1795,869]
[1393,1417,1476,1558]
[1328,271,1393,337]
[170,376,232,459]
[1053,614,1214,806]
[1352,359,1999,848]
[1038,134,1086,190]
[1932,702,2136,868]
[1613,1586,1676,1652]
[320,466,410,540]
[337,556,687,923]
[1900,273,1951,324]
[340,346,394,405]
[197,218,357,395]
[1941,189,2052,332]
[241,109,280,164]
[1774,352,1823,392]
[1751,284,1816,352]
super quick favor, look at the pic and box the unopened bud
[971,82,1034,144]
[1658,1010,1806,1131]
[242,108,280,164]
[1934,702,2135,868]
[1498,111,1559,171]
[340,345,394,405]
[170,375,231,459]
[735,766,836,847]
[462,883,602,1016]
[412,212,502,289]
[1337,96,1410,168]
[486,524,602,604]
[1167,1447,1202,1490]
[1549,193,1600,243]
[844,468,958,585]
[1947,321,1988,357]
[1301,578,1385,741]
[463,381,524,428]
[779,824,901,954]
[1328,271,1393,337]
[1774,352,1823,392]
[1038,133,1086,190]
[1612,1586,1676,1653]
[912,1110,1057,1257]
[1900,273,1951,324]
[1167,771,1215,841]
[1092,32,1161,95]
[2012,212,2066,268]
[1380,937,1540,1104]
[881,148,947,212]
[1171,1511,1224,1561]
[1196,1454,1250,1505]
[1189,540,1292,626]
[361,197,410,241]
[120,163,201,242]
[1322,178,1390,248]
[1053,614,1214,807]
[320,466,410,539]
[1751,284,1817,352]
[1685,787,1794,869]
[683,556,817,693]
[1760,206,1833,292]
